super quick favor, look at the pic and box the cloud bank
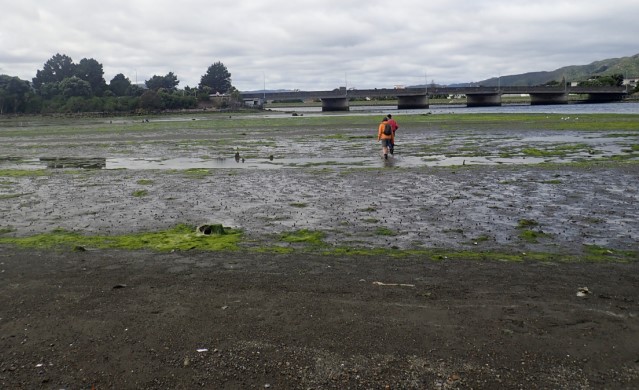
[1,0,637,91]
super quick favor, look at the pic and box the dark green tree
[32,53,76,91]
[60,76,92,98]
[109,73,132,96]
[128,84,146,97]
[610,74,624,87]
[145,72,179,91]
[199,62,232,94]
[75,58,106,96]
[0,75,31,114]
[138,90,164,110]
[163,72,179,90]
[580,73,625,87]
[39,82,62,100]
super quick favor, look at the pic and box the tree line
[0,53,238,115]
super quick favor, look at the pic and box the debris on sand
[577,287,591,297]
[197,224,226,235]
[372,281,415,288]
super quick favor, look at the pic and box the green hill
[477,53,639,87]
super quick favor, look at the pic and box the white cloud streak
[1,0,637,90]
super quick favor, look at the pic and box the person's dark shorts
[381,139,392,147]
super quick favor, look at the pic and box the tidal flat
[2,112,639,389]
[0,112,637,260]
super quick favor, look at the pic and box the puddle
[0,155,560,170]
[40,157,106,169]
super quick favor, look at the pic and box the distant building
[243,98,264,107]
[622,77,638,87]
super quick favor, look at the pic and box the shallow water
[0,127,635,170]
[269,102,639,115]
[0,153,616,170]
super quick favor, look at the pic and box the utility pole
[423,71,430,96]
[345,72,348,96]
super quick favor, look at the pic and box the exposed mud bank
[1,164,638,256]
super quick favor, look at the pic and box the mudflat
[1,249,638,389]
[0,113,638,388]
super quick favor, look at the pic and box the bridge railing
[240,85,627,100]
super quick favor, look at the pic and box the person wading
[377,117,394,160]
[386,114,399,154]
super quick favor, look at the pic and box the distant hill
[448,53,639,87]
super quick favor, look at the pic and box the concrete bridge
[240,85,628,111]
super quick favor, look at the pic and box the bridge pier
[584,93,625,103]
[321,97,349,111]
[397,95,429,109]
[466,93,501,107]
[530,93,568,105]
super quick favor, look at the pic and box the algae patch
[132,189,149,197]
[0,224,242,251]
[583,244,637,262]
[0,169,48,177]
[280,229,325,246]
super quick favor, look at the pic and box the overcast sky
[2,0,637,91]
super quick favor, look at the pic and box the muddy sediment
[1,249,638,388]
[1,164,638,256]
[1,119,638,255]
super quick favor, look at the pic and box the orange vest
[378,122,394,140]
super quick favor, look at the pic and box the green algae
[374,227,397,236]
[517,219,539,228]
[182,168,212,178]
[280,229,325,245]
[0,227,15,235]
[0,224,242,251]
[583,244,637,262]
[519,229,552,243]
[132,189,149,197]
[0,169,48,177]
[322,245,636,263]
[0,226,635,262]
[0,193,27,200]
[252,246,295,254]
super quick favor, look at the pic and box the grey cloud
[1,0,637,90]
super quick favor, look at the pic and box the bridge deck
[240,86,628,100]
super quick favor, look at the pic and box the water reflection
[0,153,621,171]
[40,157,106,169]
[30,155,551,170]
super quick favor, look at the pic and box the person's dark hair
[382,117,388,121]
[387,114,392,119]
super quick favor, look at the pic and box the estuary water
[268,102,639,115]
